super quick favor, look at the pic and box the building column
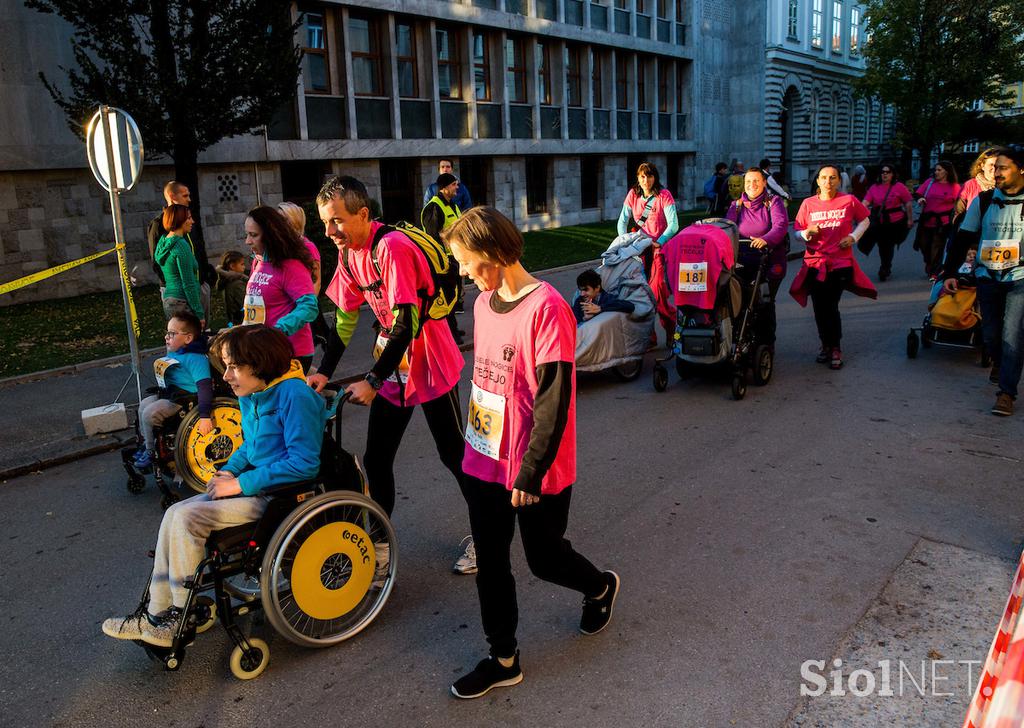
[386,15,403,140]
[427,20,443,139]
[340,8,358,140]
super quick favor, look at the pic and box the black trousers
[808,267,853,349]
[463,476,605,658]
[916,225,948,276]
[364,385,466,516]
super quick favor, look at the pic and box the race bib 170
[979,239,1020,271]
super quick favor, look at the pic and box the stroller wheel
[653,365,669,392]
[160,493,181,511]
[920,325,933,348]
[906,330,919,359]
[612,358,643,382]
[731,374,747,400]
[751,345,773,386]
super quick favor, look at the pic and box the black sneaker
[579,570,620,635]
[451,652,523,699]
[815,347,830,364]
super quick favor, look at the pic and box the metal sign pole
[99,105,143,405]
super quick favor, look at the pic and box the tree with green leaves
[26,0,302,246]
[856,0,1024,167]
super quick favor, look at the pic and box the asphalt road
[1,246,1021,728]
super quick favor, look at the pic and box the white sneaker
[453,535,477,575]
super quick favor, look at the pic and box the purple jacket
[726,192,790,281]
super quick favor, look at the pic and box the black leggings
[809,267,853,349]
[364,385,466,516]
[463,477,605,658]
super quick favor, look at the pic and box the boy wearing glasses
[133,311,214,469]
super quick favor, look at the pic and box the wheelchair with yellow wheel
[121,372,243,510]
[131,391,397,679]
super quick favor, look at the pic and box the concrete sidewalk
[0,260,598,480]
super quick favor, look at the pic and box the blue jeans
[976,277,1024,398]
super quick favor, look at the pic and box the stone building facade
[0,0,889,304]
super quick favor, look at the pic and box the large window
[350,15,383,96]
[676,60,686,113]
[567,46,583,107]
[637,60,647,110]
[615,53,629,110]
[436,27,462,100]
[526,157,549,214]
[396,23,418,98]
[473,33,491,101]
[506,37,527,104]
[811,0,823,48]
[658,60,669,112]
[592,49,604,108]
[831,0,842,52]
[302,10,329,93]
[849,7,860,54]
[537,41,552,105]
[787,0,799,39]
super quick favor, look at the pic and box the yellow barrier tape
[115,244,141,338]
[0,245,118,296]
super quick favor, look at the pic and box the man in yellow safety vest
[420,173,465,343]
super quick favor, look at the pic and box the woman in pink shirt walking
[913,161,961,279]
[443,207,619,700]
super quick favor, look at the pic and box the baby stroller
[906,267,990,365]
[652,219,775,399]
[573,233,657,381]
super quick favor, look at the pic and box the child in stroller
[572,233,657,381]
[652,219,776,399]
[907,247,989,364]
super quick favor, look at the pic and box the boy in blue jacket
[104,325,324,648]
[133,312,213,469]
[572,269,635,325]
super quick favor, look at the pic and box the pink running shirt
[862,183,912,224]
[245,257,315,356]
[915,180,961,227]
[462,282,576,495]
[624,188,676,242]
[325,222,463,407]
[795,193,870,270]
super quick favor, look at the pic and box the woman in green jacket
[155,204,205,327]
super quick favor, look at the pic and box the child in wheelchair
[133,312,214,471]
[104,325,325,648]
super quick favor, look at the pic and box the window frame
[396,21,419,99]
[811,0,823,49]
[615,53,630,111]
[657,59,669,113]
[473,32,492,102]
[567,45,583,108]
[537,41,552,106]
[831,0,843,53]
[787,0,799,39]
[350,14,384,97]
[849,6,860,54]
[592,49,605,108]
[506,36,527,104]
[436,26,463,100]
[301,9,330,95]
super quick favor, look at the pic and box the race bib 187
[679,262,708,292]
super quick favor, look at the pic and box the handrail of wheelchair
[324,388,353,450]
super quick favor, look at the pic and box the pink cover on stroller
[660,222,736,311]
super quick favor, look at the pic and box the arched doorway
[780,86,800,189]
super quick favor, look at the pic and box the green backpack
[342,221,460,330]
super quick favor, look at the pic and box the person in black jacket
[146,181,213,322]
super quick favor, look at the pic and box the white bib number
[678,262,708,292]
[153,357,179,389]
[979,239,1020,271]
[372,333,410,384]
[466,383,506,461]
[243,293,266,325]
